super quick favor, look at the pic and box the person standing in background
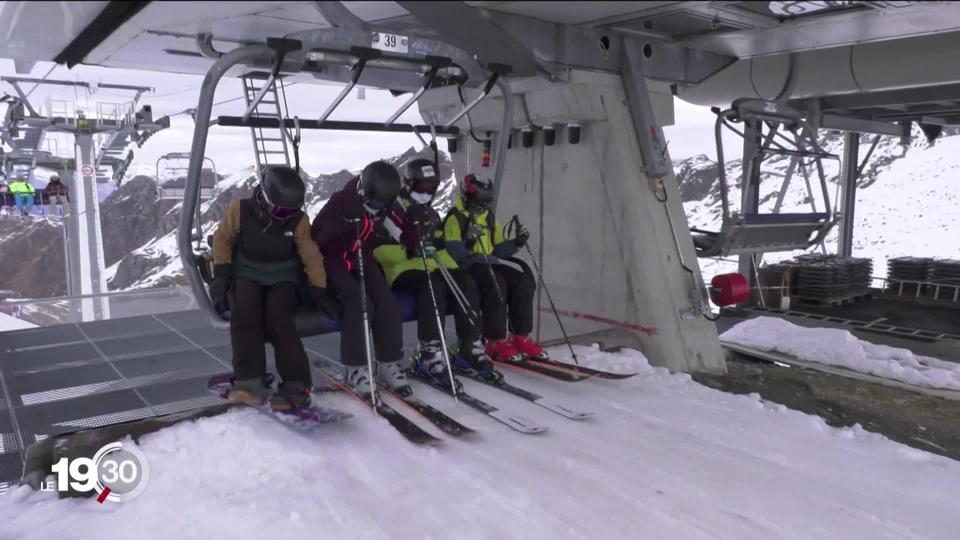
[9,176,35,215]
[45,175,69,216]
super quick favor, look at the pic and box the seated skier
[372,158,500,389]
[311,161,410,398]
[442,174,547,363]
[210,165,340,411]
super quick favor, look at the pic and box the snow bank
[0,311,36,331]
[721,316,960,390]
[3,344,959,539]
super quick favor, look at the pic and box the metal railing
[0,287,199,328]
[873,276,960,303]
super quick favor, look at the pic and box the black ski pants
[391,269,481,345]
[231,279,311,385]
[328,265,403,366]
[465,263,535,340]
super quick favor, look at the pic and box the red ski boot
[485,338,523,363]
[510,334,549,362]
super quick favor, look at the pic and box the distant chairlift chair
[691,98,838,259]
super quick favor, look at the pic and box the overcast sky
[1,59,724,182]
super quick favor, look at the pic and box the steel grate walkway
[0,310,235,491]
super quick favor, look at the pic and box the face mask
[410,191,433,205]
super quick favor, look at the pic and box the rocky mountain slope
[0,146,452,297]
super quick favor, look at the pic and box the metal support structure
[738,117,763,283]
[621,45,671,178]
[64,134,110,321]
[838,131,860,257]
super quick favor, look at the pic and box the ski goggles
[362,198,389,215]
[270,205,302,220]
[410,178,438,195]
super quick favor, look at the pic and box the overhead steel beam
[53,1,151,68]
[397,1,542,77]
[805,83,960,112]
[454,9,735,83]
[819,114,910,137]
[314,1,369,30]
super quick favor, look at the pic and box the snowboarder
[9,176,35,215]
[210,165,339,411]
[442,174,546,363]
[311,160,409,398]
[45,175,69,216]
[372,158,499,389]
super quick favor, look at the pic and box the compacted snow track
[2,345,958,540]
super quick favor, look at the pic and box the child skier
[372,158,499,388]
[442,174,547,363]
[311,160,409,398]
[210,165,339,411]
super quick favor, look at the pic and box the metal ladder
[240,73,290,170]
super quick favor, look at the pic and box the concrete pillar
[420,72,725,374]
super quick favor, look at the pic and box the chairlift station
[1,1,960,494]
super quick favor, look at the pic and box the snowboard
[207,373,353,433]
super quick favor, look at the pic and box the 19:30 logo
[44,441,150,503]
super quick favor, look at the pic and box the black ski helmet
[404,158,440,194]
[260,165,305,209]
[462,173,494,210]
[359,160,401,210]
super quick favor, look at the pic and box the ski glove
[210,264,232,313]
[311,287,343,320]
[405,204,441,246]
[513,223,530,247]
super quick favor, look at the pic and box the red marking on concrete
[541,307,659,336]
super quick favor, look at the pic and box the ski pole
[418,238,459,400]
[433,258,482,329]
[509,215,580,366]
[351,217,379,409]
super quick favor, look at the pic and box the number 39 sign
[45,441,150,503]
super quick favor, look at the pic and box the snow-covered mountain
[105,146,455,291]
[677,126,960,281]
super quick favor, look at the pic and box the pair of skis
[495,356,639,383]
[311,356,592,444]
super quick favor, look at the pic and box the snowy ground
[721,316,960,391]
[2,345,958,539]
[0,311,36,331]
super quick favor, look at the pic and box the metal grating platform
[0,310,235,492]
[0,309,419,492]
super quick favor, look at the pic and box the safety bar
[242,38,302,122]
[216,115,460,135]
[384,62,443,127]
[443,72,500,128]
[318,55,369,123]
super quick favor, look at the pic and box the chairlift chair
[156,152,217,201]
[691,98,839,259]
[180,31,513,333]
